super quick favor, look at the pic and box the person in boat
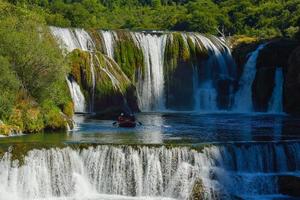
[115,112,137,127]
[118,112,135,123]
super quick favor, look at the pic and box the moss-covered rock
[189,178,206,200]
[114,31,144,82]
[67,48,139,115]
[164,33,210,110]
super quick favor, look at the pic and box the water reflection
[1,113,300,145]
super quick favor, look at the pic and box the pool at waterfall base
[0,112,300,200]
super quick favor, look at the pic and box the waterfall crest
[100,31,116,58]
[0,143,299,200]
[51,27,283,113]
[132,33,167,111]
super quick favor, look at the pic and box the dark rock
[92,107,124,120]
[165,60,195,110]
[278,175,300,197]
[284,46,300,114]
[252,39,299,111]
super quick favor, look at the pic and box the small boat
[113,113,141,128]
[118,120,137,128]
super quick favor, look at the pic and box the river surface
[1,112,300,145]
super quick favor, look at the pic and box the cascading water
[132,33,167,111]
[51,27,96,112]
[190,33,234,111]
[51,27,282,114]
[0,143,299,200]
[234,44,266,112]
[268,68,284,113]
[100,31,116,58]
[66,77,86,113]
[50,27,95,52]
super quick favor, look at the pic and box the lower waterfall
[268,68,284,113]
[66,77,86,113]
[0,143,299,200]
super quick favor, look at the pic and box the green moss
[67,49,93,90]
[190,178,206,200]
[88,29,106,53]
[114,31,144,82]
[63,101,74,118]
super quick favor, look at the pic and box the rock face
[284,46,300,115]
[68,49,139,115]
[253,39,299,112]
[232,38,300,113]
[278,175,300,197]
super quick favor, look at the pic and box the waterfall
[0,143,299,200]
[51,27,96,112]
[50,27,95,52]
[51,27,286,114]
[268,68,284,113]
[190,33,234,111]
[66,77,86,113]
[100,31,116,58]
[132,33,167,111]
[193,34,230,78]
[194,81,217,112]
[234,44,266,112]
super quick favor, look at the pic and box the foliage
[0,56,20,120]
[0,1,72,133]
[4,0,300,39]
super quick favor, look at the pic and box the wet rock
[0,123,22,136]
[189,178,205,200]
[278,175,300,197]
[252,39,298,111]
[92,107,124,120]
[284,46,300,114]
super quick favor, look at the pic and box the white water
[100,31,116,58]
[234,44,266,112]
[66,77,86,113]
[193,34,230,78]
[190,33,233,111]
[0,143,299,200]
[194,80,217,112]
[132,33,167,111]
[50,27,95,52]
[268,68,284,113]
[51,27,96,112]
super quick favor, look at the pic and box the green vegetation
[0,1,72,134]
[4,0,300,39]
[114,31,144,81]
